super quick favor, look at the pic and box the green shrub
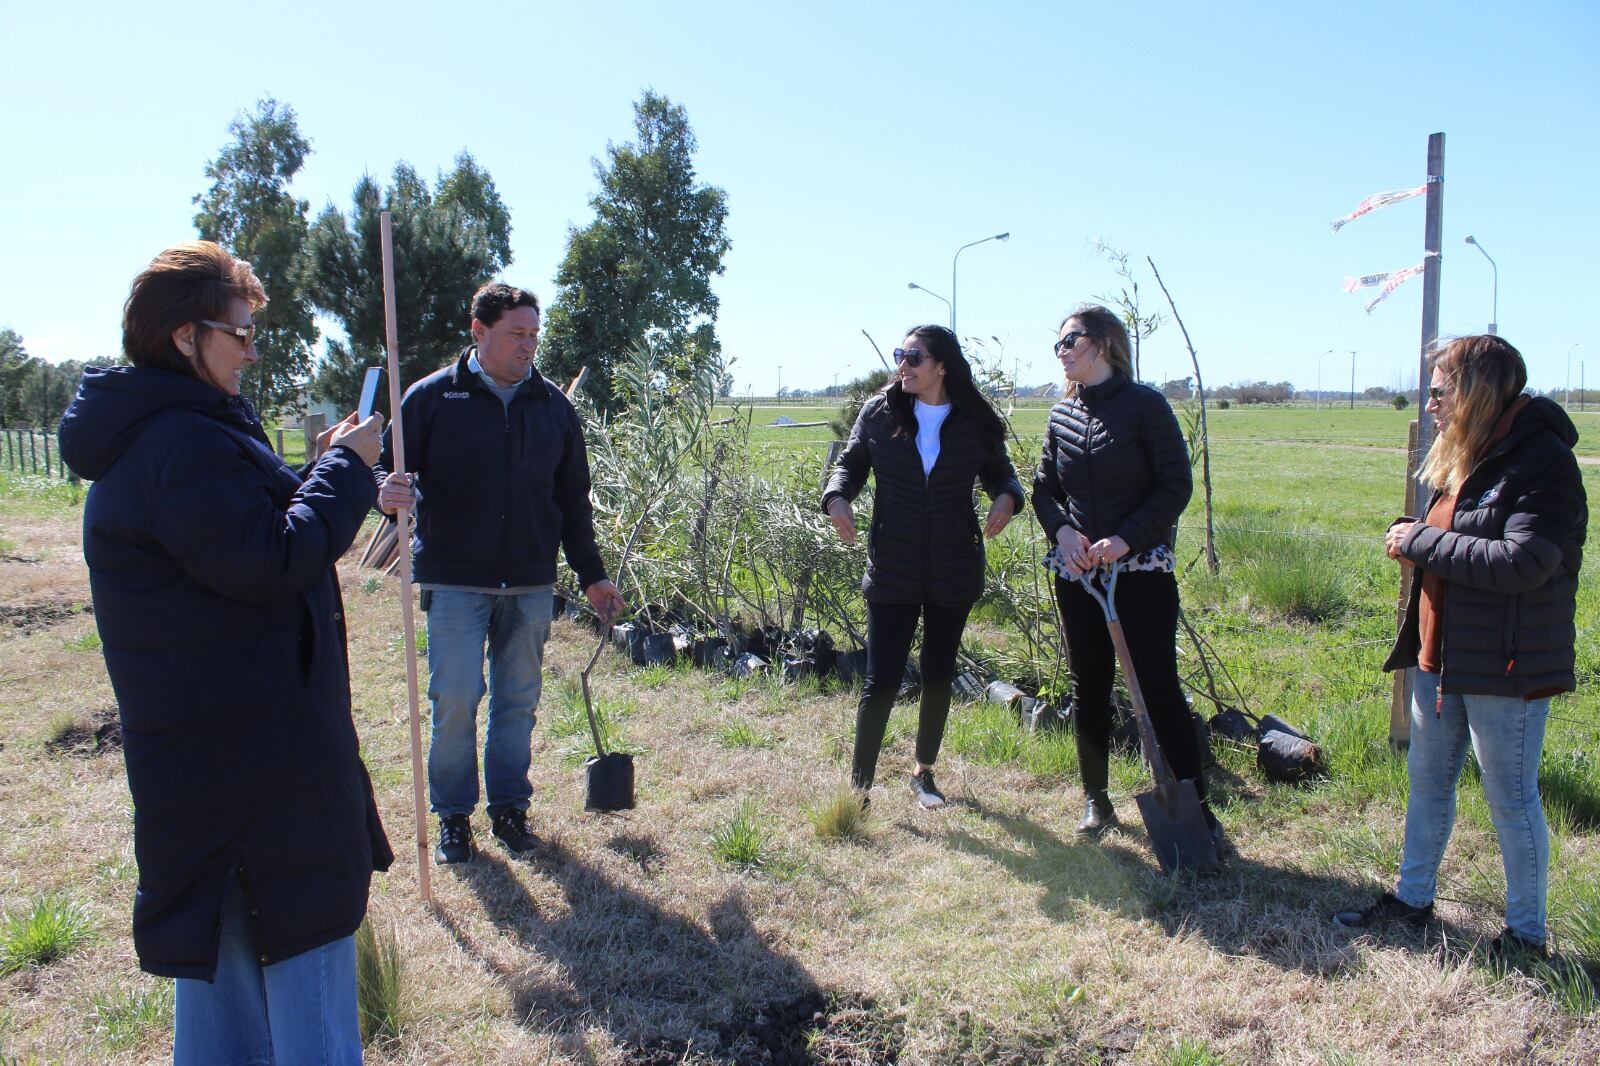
[89,981,174,1051]
[1,893,96,974]
[809,786,869,843]
[715,720,775,749]
[356,918,404,1045]
[710,800,768,868]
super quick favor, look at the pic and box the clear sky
[2,1,1595,397]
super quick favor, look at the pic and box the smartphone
[356,367,384,421]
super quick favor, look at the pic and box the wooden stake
[380,211,431,904]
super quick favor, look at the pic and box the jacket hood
[58,365,261,481]
[1508,394,1579,450]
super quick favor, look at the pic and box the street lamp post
[1568,343,1578,408]
[907,282,952,322]
[1464,235,1498,334]
[776,364,783,398]
[1316,349,1331,409]
[1350,350,1356,409]
[951,232,1009,337]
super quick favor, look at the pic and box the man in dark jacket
[378,282,624,865]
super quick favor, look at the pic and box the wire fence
[1,428,71,481]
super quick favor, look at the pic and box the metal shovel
[1075,563,1220,875]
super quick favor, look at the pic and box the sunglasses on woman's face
[893,347,929,368]
[1054,331,1097,356]
[1427,385,1451,401]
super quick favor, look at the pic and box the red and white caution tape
[1330,184,1426,233]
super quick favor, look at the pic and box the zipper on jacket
[501,400,513,588]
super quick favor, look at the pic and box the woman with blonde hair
[1335,335,1586,958]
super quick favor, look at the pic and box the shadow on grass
[435,839,904,1063]
[941,800,1472,978]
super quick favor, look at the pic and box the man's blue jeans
[425,588,553,817]
[174,882,361,1064]
[1396,669,1551,944]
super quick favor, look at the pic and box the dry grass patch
[3,507,1600,1063]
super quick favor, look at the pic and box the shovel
[1074,563,1220,875]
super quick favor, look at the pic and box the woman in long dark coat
[59,241,392,1064]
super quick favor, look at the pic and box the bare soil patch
[43,705,121,758]
[0,598,91,635]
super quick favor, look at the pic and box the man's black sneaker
[490,807,539,854]
[434,814,475,866]
[1486,926,1550,965]
[1332,891,1434,930]
[910,769,946,809]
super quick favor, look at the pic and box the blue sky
[2,1,1595,396]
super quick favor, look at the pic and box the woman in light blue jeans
[1334,335,1587,956]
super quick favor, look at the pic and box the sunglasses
[1054,330,1098,356]
[1427,385,1451,402]
[201,319,257,347]
[893,347,931,368]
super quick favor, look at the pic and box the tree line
[4,90,729,422]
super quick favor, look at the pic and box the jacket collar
[1078,371,1131,405]
[449,345,551,401]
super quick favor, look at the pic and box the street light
[1315,349,1332,409]
[907,282,952,321]
[1464,235,1498,334]
[1350,350,1356,410]
[951,232,1009,337]
[1569,342,1579,408]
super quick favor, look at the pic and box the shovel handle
[1074,564,1178,788]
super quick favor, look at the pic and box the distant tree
[1161,376,1194,400]
[306,155,512,410]
[1392,393,1409,409]
[830,369,891,438]
[540,91,731,411]
[717,369,734,398]
[193,98,317,418]
[1,328,30,426]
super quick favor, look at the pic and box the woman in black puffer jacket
[823,325,1024,810]
[1334,335,1586,957]
[1032,304,1212,841]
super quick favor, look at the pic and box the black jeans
[851,600,973,790]
[1055,571,1205,798]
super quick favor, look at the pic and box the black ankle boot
[1077,790,1118,836]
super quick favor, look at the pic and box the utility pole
[1394,131,1445,750]
[1350,350,1356,409]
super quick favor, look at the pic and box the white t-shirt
[915,400,951,476]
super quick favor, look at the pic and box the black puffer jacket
[1384,396,1587,697]
[1032,373,1192,552]
[823,393,1023,606]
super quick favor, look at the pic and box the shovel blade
[1133,778,1221,875]
[584,753,636,812]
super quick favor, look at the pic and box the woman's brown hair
[1059,304,1132,397]
[122,241,266,378]
[1418,334,1528,493]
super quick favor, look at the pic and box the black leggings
[851,600,973,789]
[1055,571,1206,798]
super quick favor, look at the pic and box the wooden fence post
[276,428,285,456]
[43,434,52,478]
[302,413,326,462]
[29,431,38,473]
